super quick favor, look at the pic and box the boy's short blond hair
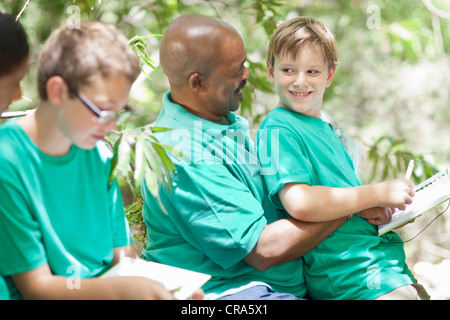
[37,20,140,100]
[267,16,338,70]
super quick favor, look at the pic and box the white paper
[101,257,211,300]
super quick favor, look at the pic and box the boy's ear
[188,72,206,92]
[266,60,275,84]
[46,76,67,106]
[326,65,337,88]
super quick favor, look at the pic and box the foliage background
[2,0,450,298]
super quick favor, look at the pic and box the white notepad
[378,170,450,236]
[101,257,211,300]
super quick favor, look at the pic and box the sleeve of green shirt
[108,178,133,249]
[258,124,313,209]
[159,163,267,270]
[0,175,47,276]
[0,127,47,276]
[0,276,11,300]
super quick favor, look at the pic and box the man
[140,14,345,299]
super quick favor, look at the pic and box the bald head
[160,14,241,88]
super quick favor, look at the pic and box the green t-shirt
[0,277,10,300]
[140,92,306,298]
[257,107,413,300]
[0,119,132,300]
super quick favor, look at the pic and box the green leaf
[109,134,123,185]
[150,126,173,133]
[133,136,146,184]
[129,35,160,71]
[144,165,159,196]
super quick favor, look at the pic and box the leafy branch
[105,125,181,247]
[129,34,162,79]
[366,136,439,184]
[107,125,181,203]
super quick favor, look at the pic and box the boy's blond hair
[37,20,140,100]
[267,16,338,70]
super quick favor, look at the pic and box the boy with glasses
[0,20,173,300]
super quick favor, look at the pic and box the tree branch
[15,0,31,22]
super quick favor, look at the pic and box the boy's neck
[17,102,73,157]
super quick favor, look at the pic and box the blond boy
[257,17,423,299]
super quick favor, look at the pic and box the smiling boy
[257,16,425,299]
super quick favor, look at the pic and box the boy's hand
[115,276,175,300]
[357,207,395,225]
[376,179,415,210]
[189,289,205,300]
[12,263,175,300]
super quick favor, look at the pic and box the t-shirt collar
[162,91,241,131]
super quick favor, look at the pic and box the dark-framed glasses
[69,86,133,125]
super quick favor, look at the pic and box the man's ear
[266,60,275,84]
[45,76,67,106]
[187,72,206,92]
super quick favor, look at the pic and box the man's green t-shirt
[257,107,413,300]
[0,119,132,299]
[140,92,306,299]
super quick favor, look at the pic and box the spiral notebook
[378,169,450,236]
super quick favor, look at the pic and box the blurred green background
[2,0,450,299]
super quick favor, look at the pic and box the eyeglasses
[69,87,133,125]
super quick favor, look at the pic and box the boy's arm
[279,179,415,222]
[357,207,395,225]
[244,217,346,272]
[11,262,174,300]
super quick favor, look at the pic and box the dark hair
[0,12,29,76]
